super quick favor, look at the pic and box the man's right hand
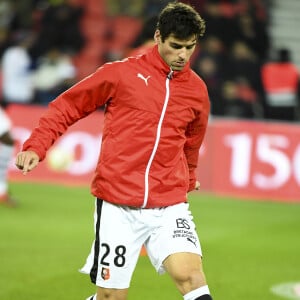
[15,150,40,175]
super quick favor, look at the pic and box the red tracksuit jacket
[23,45,210,208]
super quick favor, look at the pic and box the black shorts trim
[90,198,104,284]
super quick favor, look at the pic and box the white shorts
[80,199,202,289]
[0,108,11,136]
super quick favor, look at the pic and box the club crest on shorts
[101,267,110,280]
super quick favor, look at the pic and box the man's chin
[171,66,184,71]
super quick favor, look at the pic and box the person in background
[222,40,264,118]
[261,48,300,121]
[29,0,85,60]
[221,79,257,118]
[15,2,213,300]
[0,105,16,206]
[33,47,77,105]
[1,30,35,105]
[193,36,226,116]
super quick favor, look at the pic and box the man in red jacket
[15,2,211,300]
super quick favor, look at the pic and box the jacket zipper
[142,70,173,208]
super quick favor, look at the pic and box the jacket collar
[147,45,191,80]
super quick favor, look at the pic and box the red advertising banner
[6,104,300,202]
[201,119,300,202]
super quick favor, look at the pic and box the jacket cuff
[188,171,196,192]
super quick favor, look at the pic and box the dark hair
[157,1,206,42]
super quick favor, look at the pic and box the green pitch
[1,182,300,300]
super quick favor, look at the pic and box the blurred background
[0,0,299,120]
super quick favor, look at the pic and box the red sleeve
[184,90,210,192]
[22,62,119,160]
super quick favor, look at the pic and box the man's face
[155,30,197,71]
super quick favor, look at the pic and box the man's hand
[195,181,200,190]
[15,150,40,175]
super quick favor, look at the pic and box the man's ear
[154,30,161,44]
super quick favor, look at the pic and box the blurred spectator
[194,36,224,116]
[261,48,300,121]
[222,41,264,118]
[0,105,16,206]
[194,53,224,116]
[30,0,85,60]
[8,0,38,31]
[234,0,270,23]
[195,35,227,74]
[0,28,10,58]
[1,31,35,105]
[33,47,77,105]
[221,80,257,118]
[0,1,13,27]
[225,41,263,93]
[105,0,144,17]
[0,0,13,57]
[199,35,226,58]
[201,1,236,49]
[233,10,270,61]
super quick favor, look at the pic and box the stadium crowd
[0,0,299,121]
